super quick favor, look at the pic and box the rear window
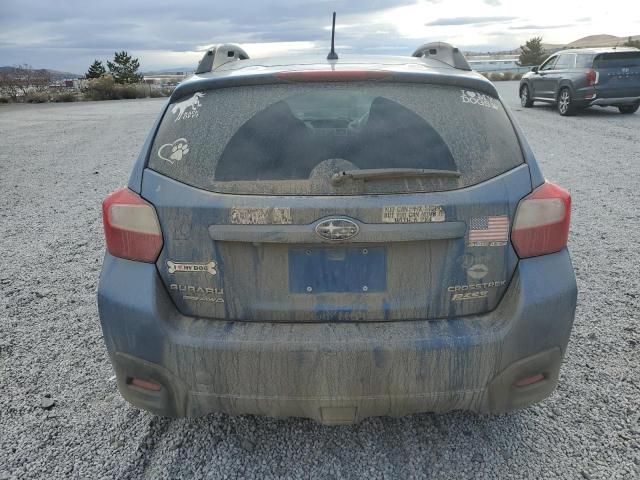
[149,83,524,195]
[576,54,595,68]
[594,52,640,69]
[555,54,576,70]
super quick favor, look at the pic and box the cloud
[425,16,518,26]
[0,0,420,71]
[509,24,575,30]
[0,0,636,72]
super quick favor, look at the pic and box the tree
[86,60,106,79]
[0,64,50,100]
[623,36,640,49]
[107,51,143,84]
[518,37,547,66]
[0,72,20,101]
[15,64,51,94]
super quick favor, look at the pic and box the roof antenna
[327,12,338,60]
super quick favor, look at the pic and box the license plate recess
[288,247,386,294]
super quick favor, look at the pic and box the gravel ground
[0,83,639,479]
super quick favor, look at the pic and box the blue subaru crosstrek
[98,42,577,425]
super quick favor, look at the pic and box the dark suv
[519,47,640,115]
[98,42,577,424]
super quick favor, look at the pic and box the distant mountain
[465,34,640,57]
[543,34,640,51]
[142,67,194,75]
[566,34,639,48]
[47,69,83,80]
[0,66,82,80]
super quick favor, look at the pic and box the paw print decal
[158,138,190,165]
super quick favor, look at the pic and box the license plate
[288,247,386,293]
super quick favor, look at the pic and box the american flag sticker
[468,216,510,246]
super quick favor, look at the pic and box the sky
[0,0,638,73]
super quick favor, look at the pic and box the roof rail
[412,42,471,71]
[195,44,250,74]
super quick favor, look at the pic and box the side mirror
[531,66,539,73]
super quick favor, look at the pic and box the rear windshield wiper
[331,168,461,186]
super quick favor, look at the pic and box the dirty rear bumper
[589,95,640,107]
[98,250,577,424]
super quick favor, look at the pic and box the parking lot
[0,81,638,479]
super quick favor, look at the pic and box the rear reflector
[511,181,571,258]
[102,188,163,262]
[515,373,545,387]
[276,70,392,82]
[128,377,162,391]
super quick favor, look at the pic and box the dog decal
[171,92,205,121]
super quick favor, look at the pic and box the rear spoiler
[172,69,498,102]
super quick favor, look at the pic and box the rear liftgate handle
[209,221,467,244]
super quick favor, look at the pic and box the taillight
[511,181,571,258]
[102,188,163,262]
[586,69,597,86]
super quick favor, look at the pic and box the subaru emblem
[315,218,360,241]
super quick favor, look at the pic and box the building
[467,56,531,74]
[143,72,191,87]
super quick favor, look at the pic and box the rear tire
[520,84,534,108]
[618,103,639,114]
[557,88,576,116]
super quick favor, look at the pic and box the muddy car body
[98,43,577,425]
